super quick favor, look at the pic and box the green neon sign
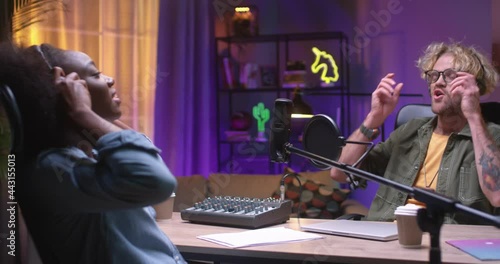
[252,102,270,133]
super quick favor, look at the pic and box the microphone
[269,98,373,189]
[302,114,374,189]
[269,98,293,163]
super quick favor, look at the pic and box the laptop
[300,220,399,241]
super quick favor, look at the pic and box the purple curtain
[154,0,216,177]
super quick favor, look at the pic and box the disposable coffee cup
[394,204,423,248]
[153,193,175,220]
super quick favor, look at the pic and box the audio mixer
[180,196,292,229]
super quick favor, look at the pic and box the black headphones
[0,84,23,154]
[472,53,486,95]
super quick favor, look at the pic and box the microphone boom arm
[341,139,374,189]
[283,142,500,227]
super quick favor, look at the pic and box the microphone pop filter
[302,114,344,169]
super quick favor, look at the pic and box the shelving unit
[215,32,350,174]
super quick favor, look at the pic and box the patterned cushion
[272,168,350,219]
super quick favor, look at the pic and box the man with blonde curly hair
[331,41,500,224]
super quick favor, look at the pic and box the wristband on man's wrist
[359,123,380,140]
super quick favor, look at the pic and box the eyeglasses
[424,68,457,85]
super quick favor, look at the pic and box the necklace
[422,164,439,188]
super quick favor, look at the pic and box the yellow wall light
[235,7,250,12]
[291,113,314,119]
[311,47,339,84]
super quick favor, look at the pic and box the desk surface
[158,213,500,264]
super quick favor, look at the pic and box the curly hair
[0,41,65,161]
[416,41,499,95]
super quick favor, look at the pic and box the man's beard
[432,93,462,117]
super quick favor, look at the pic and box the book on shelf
[222,57,235,89]
[224,130,251,141]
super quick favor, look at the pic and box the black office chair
[394,104,434,130]
[479,102,500,125]
[0,84,23,154]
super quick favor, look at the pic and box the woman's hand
[53,67,121,140]
[53,67,92,117]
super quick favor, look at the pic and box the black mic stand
[281,142,500,264]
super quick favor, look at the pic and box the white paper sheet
[197,227,324,248]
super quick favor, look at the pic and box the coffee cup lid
[395,204,422,215]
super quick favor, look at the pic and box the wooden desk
[157,213,500,264]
